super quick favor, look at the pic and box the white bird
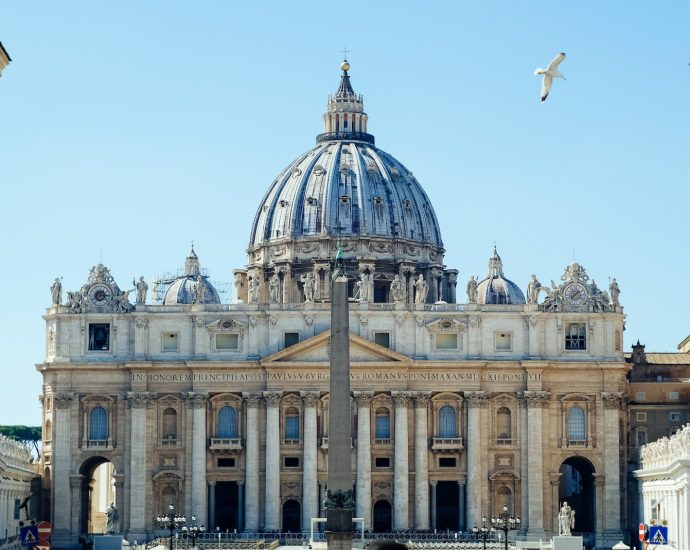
[534,52,566,102]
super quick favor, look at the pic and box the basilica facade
[38,62,628,549]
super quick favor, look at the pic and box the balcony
[158,436,181,448]
[431,437,463,452]
[82,438,113,450]
[320,437,355,450]
[209,437,243,451]
[281,438,303,445]
[495,438,513,445]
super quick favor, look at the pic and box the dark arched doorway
[216,481,239,531]
[282,500,301,533]
[436,481,459,531]
[79,457,117,534]
[559,457,595,533]
[373,500,392,532]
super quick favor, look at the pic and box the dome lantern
[476,247,525,305]
[317,60,374,145]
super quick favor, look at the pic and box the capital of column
[413,392,431,408]
[69,474,83,488]
[208,480,217,487]
[301,391,321,407]
[464,391,488,408]
[135,317,149,329]
[601,392,623,410]
[127,391,157,409]
[523,315,537,328]
[243,392,263,408]
[184,392,209,409]
[429,480,438,487]
[264,391,282,407]
[392,391,411,407]
[519,390,551,408]
[54,392,74,409]
[237,480,245,486]
[592,473,605,488]
[353,391,373,407]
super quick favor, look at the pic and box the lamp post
[181,514,205,549]
[156,503,186,550]
[491,505,520,550]
[472,517,495,550]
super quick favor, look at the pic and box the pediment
[426,318,467,332]
[262,330,411,365]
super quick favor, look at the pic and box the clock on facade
[88,283,113,306]
[564,282,589,306]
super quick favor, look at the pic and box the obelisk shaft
[326,272,353,550]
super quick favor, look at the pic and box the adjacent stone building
[0,435,37,545]
[38,61,629,549]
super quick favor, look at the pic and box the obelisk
[325,239,353,550]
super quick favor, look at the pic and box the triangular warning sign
[651,529,666,544]
[24,531,38,544]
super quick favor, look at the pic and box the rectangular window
[494,332,512,352]
[88,323,110,351]
[284,416,300,440]
[565,323,586,350]
[669,391,679,400]
[669,412,680,422]
[284,332,300,348]
[217,457,235,468]
[439,457,456,468]
[374,332,390,348]
[375,457,390,468]
[284,457,300,468]
[636,391,646,401]
[162,333,179,352]
[435,333,458,350]
[636,412,647,422]
[215,333,239,350]
[14,499,20,520]
[636,430,647,447]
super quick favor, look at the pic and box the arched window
[375,407,390,440]
[567,406,586,442]
[45,420,52,442]
[163,408,177,440]
[438,405,457,438]
[635,427,647,447]
[218,406,238,439]
[284,407,300,441]
[89,406,108,441]
[496,407,512,443]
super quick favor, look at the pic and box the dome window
[340,195,350,204]
[279,200,288,207]
[313,166,326,176]
[306,197,317,206]
[292,168,302,177]
[403,199,412,209]
[373,196,383,206]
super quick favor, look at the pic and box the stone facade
[38,62,629,550]
[0,434,37,545]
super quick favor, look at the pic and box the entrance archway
[216,481,239,531]
[436,481,459,531]
[373,500,392,532]
[559,457,595,533]
[282,500,300,533]
[79,457,117,534]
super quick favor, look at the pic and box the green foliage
[0,425,42,458]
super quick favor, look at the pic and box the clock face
[88,284,113,306]
[564,282,589,305]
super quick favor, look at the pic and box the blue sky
[1,1,689,425]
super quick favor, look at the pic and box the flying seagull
[534,52,566,102]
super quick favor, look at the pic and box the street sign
[19,525,39,546]
[649,525,668,545]
[37,521,52,540]
[639,523,646,541]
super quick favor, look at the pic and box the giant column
[523,391,550,538]
[264,392,282,530]
[52,393,74,544]
[393,392,410,530]
[465,391,486,527]
[325,248,353,550]
[243,393,261,531]
[187,393,208,525]
[302,391,320,532]
[413,393,430,530]
[354,392,373,531]
[128,392,154,539]
[601,392,623,545]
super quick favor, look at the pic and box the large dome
[237,62,456,306]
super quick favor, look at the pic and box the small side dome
[476,247,526,305]
[162,248,221,305]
